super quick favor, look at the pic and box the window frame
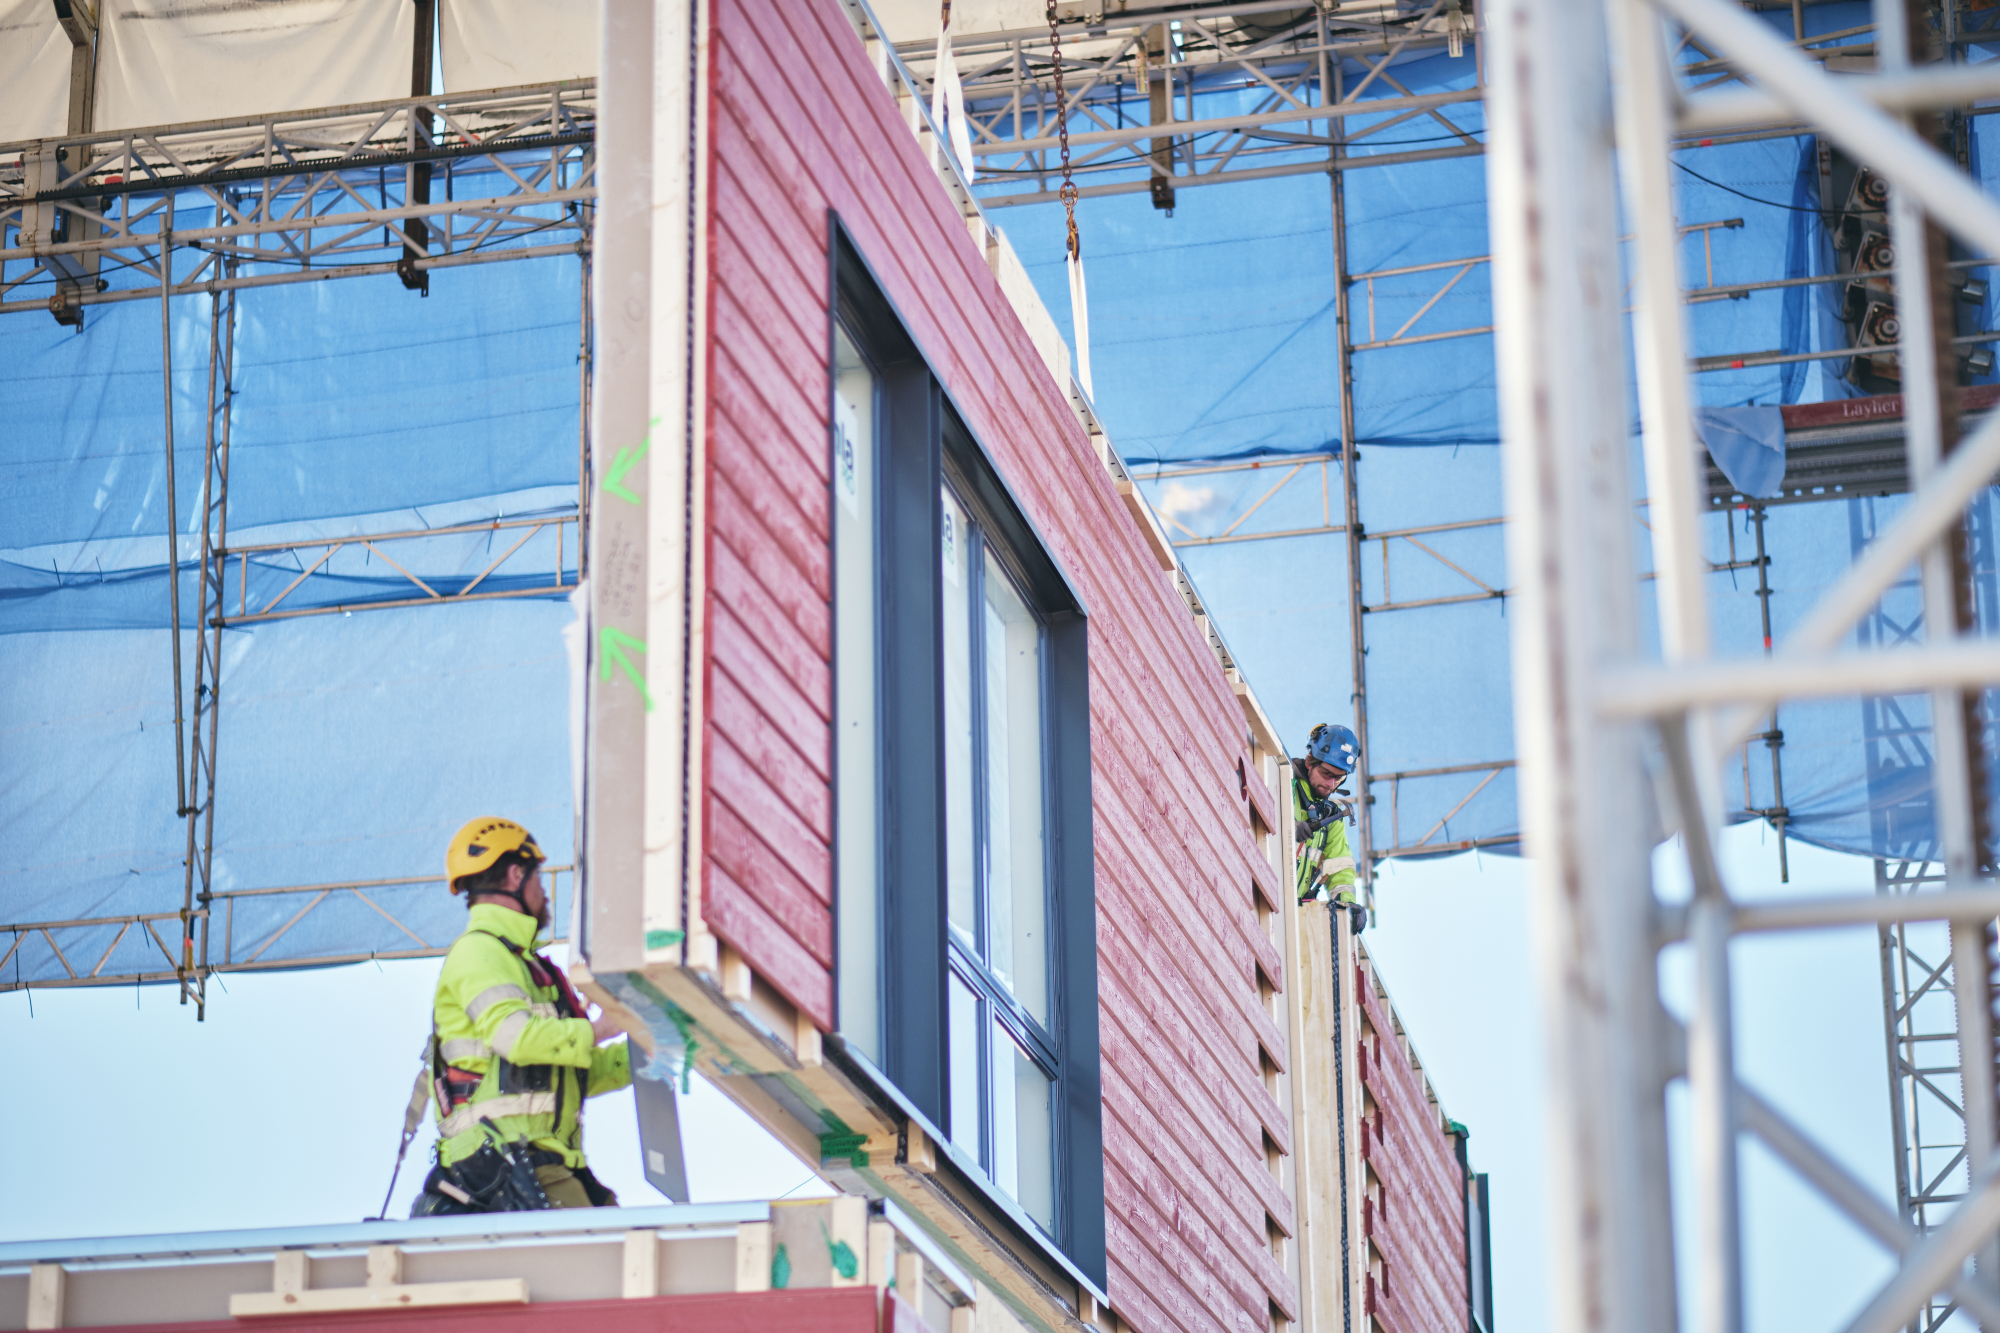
[826,217,1104,1291]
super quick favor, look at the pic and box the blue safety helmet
[1306,723,1360,774]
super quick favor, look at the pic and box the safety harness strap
[439,1092,560,1139]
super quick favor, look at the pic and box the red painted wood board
[1355,964,1468,1333]
[65,1288,881,1333]
[702,4,1311,1328]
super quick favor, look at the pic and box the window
[829,224,1103,1287]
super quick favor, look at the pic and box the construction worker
[410,817,633,1214]
[1295,723,1366,933]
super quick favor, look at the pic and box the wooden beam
[229,1279,528,1317]
[26,1264,64,1331]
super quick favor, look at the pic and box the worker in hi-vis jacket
[410,818,633,1214]
[1294,723,1367,934]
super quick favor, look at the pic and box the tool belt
[410,1135,616,1216]
[411,1134,552,1216]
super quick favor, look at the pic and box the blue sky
[3,820,1924,1333]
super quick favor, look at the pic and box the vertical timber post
[645,0,713,977]
[584,0,656,973]
[585,0,711,977]
[1484,2,1680,1331]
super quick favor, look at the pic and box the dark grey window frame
[826,216,1104,1290]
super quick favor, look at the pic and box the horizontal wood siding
[1356,963,1468,1333]
[704,3,1295,1328]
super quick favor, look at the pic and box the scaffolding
[1483,0,2000,1326]
[898,3,2000,1326]
[8,2,2000,1323]
[0,82,598,1005]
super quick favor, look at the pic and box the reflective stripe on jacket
[1294,774,1358,901]
[431,903,632,1169]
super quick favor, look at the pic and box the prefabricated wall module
[586,1,1497,1332]
[0,2,1488,1328]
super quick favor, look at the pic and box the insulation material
[0,0,73,142]
[440,0,596,92]
[95,0,412,133]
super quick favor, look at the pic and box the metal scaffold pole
[180,251,238,1021]
[1486,0,1681,1329]
[1497,0,2000,1320]
[1327,29,1374,914]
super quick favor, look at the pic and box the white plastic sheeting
[0,0,72,142]
[440,0,594,92]
[96,0,413,132]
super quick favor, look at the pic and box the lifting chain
[1045,0,1080,260]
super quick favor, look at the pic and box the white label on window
[647,1149,667,1175]
[941,489,960,585]
[834,394,861,516]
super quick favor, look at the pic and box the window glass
[948,970,984,1159]
[982,551,1048,1023]
[994,1023,1055,1230]
[942,487,977,952]
[830,240,1099,1277]
[833,326,879,1060]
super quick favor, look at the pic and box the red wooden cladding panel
[704,3,1300,1329]
[1355,965,1468,1333]
[72,1290,882,1333]
[707,861,833,1028]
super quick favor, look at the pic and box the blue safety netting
[7,7,2000,986]
[2,183,584,985]
[987,7,2000,877]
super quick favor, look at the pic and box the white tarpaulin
[0,0,73,142]
[440,0,595,92]
[97,0,413,132]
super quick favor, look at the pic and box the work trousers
[534,1162,618,1209]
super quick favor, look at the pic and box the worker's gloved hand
[588,1005,631,1045]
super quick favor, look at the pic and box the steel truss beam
[0,868,574,993]
[0,82,598,319]
[0,86,598,1007]
[894,0,1486,206]
[1491,0,2000,1327]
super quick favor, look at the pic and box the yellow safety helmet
[446,817,545,893]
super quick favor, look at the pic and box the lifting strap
[931,3,975,183]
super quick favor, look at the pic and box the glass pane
[947,970,983,1161]
[832,327,879,1060]
[992,1022,1055,1231]
[981,551,1048,1023]
[942,488,977,951]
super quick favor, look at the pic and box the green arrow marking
[604,416,658,505]
[599,625,653,712]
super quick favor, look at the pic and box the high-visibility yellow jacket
[1294,774,1358,903]
[430,903,630,1169]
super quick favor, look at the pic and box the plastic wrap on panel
[0,599,576,984]
[95,0,412,133]
[441,0,597,92]
[0,256,582,553]
[0,0,70,141]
